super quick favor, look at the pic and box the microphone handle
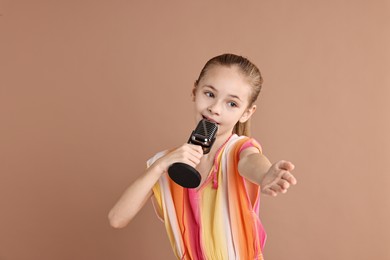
[168,119,218,188]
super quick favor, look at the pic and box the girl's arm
[238,147,297,196]
[108,144,203,228]
[108,162,163,229]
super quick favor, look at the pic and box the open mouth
[202,115,219,125]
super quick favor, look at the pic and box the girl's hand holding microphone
[155,144,204,173]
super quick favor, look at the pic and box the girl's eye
[228,101,238,107]
[205,92,214,98]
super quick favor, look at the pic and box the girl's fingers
[171,144,203,167]
[282,171,297,185]
[277,179,290,190]
[268,183,284,193]
[262,187,277,197]
[186,153,202,167]
[277,160,295,172]
[261,161,297,196]
[263,179,292,196]
[187,143,204,155]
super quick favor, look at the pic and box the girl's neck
[202,131,234,161]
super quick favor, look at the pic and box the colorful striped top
[147,134,267,260]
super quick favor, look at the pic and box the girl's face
[193,65,256,138]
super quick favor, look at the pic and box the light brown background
[1,1,389,259]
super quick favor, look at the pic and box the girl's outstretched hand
[260,160,297,196]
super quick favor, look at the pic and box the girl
[108,54,297,260]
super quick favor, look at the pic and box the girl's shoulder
[226,134,262,154]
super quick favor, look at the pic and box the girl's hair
[194,53,263,136]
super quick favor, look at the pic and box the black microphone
[168,119,218,188]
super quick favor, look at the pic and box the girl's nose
[207,102,221,115]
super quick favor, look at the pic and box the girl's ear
[191,82,197,101]
[239,105,257,123]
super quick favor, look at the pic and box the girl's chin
[215,128,233,138]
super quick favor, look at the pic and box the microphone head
[189,119,218,154]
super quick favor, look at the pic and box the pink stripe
[187,189,204,259]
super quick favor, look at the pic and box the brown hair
[194,53,263,136]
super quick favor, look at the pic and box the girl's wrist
[151,159,168,177]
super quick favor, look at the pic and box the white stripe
[222,135,245,259]
[160,175,184,257]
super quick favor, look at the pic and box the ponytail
[233,120,251,136]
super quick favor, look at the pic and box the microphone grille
[195,119,218,138]
[190,119,218,154]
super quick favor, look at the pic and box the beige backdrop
[1,1,389,259]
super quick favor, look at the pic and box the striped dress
[147,134,267,260]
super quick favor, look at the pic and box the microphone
[168,119,218,188]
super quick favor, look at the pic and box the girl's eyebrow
[203,85,242,101]
[203,84,218,92]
